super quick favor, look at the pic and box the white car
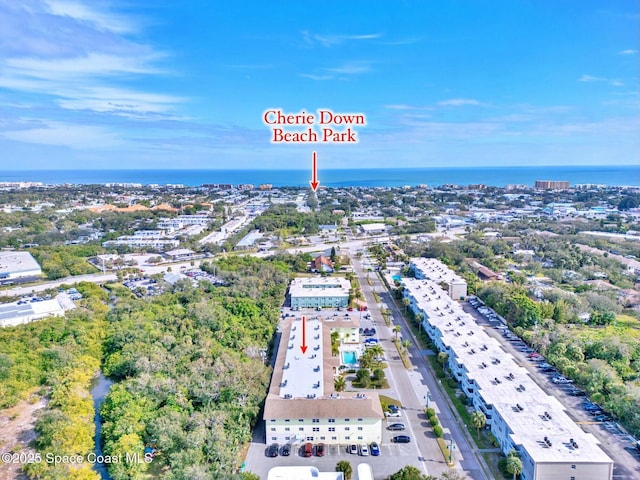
[359,443,369,456]
[385,410,401,418]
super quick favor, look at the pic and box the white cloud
[610,80,624,87]
[2,121,121,149]
[437,98,482,107]
[299,73,334,81]
[306,32,382,47]
[579,74,605,82]
[44,0,135,34]
[327,62,372,75]
[618,49,638,55]
[0,2,182,119]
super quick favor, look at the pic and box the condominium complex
[402,259,613,480]
[534,180,570,190]
[289,277,351,309]
[263,313,383,445]
[410,258,467,300]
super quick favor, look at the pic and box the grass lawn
[559,315,640,341]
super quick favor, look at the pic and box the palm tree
[415,312,424,330]
[334,375,346,392]
[437,352,448,372]
[402,297,410,312]
[335,460,352,480]
[471,411,486,437]
[506,453,523,480]
[393,325,401,340]
[402,339,410,352]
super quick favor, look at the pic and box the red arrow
[300,316,308,354]
[309,151,319,192]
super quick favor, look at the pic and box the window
[571,465,576,470]
[329,427,335,432]
[299,427,304,431]
[312,418,319,423]
[312,427,319,432]
[285,419,290,423]
[357,436,363,440]
[570,477,575,480]
[270,419,275,422]
[332,436,337,440]
[298,419,304,422]
[306,436,314,441]
[320,436,325,440]
[358,427,363,431]
[328,419,335,423]
[272,437,277,440]
[345,427,350,431]
[270,428,275,431]
[357,418,363,422]
[344,418,350,422]
[285,427,290,431]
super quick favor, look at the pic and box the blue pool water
[392,275,402,282]
[342,351,357,365]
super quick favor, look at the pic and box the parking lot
[461,299,640,479]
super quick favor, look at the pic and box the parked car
[385,411,401,418]
[267,443,279,457]
[370,442,380,456]
[387,423,405,431]
[392,435,411,443]
[349,444,358,454]
[388,404,399,412]
[316,443,325,457]
[304,442,313,457]
[281,444,290,456]
[359,443,369,456]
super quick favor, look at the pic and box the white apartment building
[289,277,351,309]
[401,262,613,480]
[263,315,383,446]
[410,258,467,300]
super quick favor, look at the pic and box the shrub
[433,425,444,438]
[425,407,436,417]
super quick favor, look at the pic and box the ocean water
[1,165,638,187]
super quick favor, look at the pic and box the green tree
[393,325,402,340]
[506,451,523,480]
[402,297,410,312]
[336,460,353,480]
[471,410,486,437]
[334,375,346,392]
[437,352,448,372]
[387,465,431,479]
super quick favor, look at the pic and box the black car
[387,423,405,431]
[392,435,411,443]
[281,444,290,456]
[267,443,279,457]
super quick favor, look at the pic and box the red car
[304,443,313,457]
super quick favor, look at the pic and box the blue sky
[0,0,638,170]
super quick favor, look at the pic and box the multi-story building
[0,251,43,282]
[289,277,350,309]
[534,180,570,190]
[410,258,467,300]
[401,260,613,480]
[263,314,383,446]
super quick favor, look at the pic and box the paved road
[1,260,201,297]
[349,251,489,480]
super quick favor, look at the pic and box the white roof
[402,276,612,465]
[289,277,350,299]
[280,316,324,399]
[410,258,466,286]
[0,251,41,274]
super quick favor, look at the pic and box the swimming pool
[342,351,358,365]
[392,274,402,282]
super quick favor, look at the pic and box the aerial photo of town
[0,1,638,480]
